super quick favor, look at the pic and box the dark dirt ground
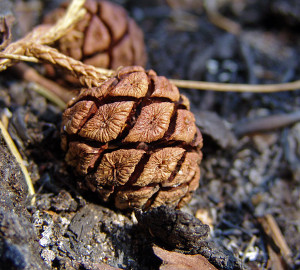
[0,0,300,269]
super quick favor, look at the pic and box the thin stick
[170,78,300,93]
[0,119,35,203]
[259,214,293,267]
[265,214,293,265]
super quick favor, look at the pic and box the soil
[0,0,300,269]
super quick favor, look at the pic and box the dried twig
[0,119,35,204]
[265,215,293,265]
[259,214,293,267]
[234,110,300,136]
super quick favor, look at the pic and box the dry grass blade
[170,78,300,93]
[0,119,35,204]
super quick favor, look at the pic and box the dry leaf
[153,246,218,270]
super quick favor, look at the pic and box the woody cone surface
[44,0,146,83]
[61,66,203,209]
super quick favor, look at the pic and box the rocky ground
[0,0,299,269]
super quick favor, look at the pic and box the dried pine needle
[2,46,300,94]
[0,119,35,204]
[170,78,300,93]
[29,83,66,110]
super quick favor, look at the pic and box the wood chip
[258,214,293,268]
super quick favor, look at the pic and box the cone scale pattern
[61,66,203,209]
[44,0,146,82]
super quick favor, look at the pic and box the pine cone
[44,0,147,83]
[61,66,203,209]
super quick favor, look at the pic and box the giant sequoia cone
[44,0,146,81]
[61,66,203,209]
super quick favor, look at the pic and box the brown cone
[43,0,147,85]
[61,66,203,210]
